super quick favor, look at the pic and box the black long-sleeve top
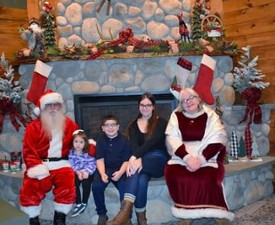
[128,117,168,158]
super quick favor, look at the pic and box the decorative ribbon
[0,98,27,133]
[239,87,262,124]
[87,28,166,60]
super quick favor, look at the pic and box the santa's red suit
[19,115,78,218]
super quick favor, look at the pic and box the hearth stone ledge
[0,156,274,224]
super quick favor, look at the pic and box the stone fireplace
[0,1,275,224]
[74,92,177,138]
[0,54,272,157]
[0,55,274,224]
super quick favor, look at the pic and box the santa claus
[19,89,79,225]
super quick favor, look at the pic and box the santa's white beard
[41,109,65,139]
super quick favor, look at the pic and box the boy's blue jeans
[92,169,126,215]
[124,149,169,209]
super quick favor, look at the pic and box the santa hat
[33,89,64,116]
[26,60,52,105]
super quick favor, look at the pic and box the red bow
[239,87,262,124]
[0,98,27,133]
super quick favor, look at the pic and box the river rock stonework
[0,55,273,159]
[56,0,192,48]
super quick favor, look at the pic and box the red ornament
[197,2,202,8]
[205,4,211,10]
[43,1,53,13]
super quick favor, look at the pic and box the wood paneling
[27,0,59,21]
[0,6,28,60]
[223,0,275,11]
[223,0,275,156]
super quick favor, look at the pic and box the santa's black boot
[53,211,66,225]
[29,216,40,225]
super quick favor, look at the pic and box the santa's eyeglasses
[44,103,62,109]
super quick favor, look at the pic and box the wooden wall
[223,0,275,156]
[26,0,59,21]
[0,6,28,60]
[0,0,275,155]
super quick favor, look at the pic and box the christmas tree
[229,130,239,160]
[238,136,246,158]
[233,46,270,124]
[233,46,270,93]
[191,0,210,41]
[251,136,260,158]
[244,125,252,159]
[40,1,56,49]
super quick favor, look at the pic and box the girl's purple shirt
[68,149,96,175]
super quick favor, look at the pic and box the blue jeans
[92,169,126,215]
[124,149,169,209]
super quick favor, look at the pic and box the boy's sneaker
[71,203,87,217]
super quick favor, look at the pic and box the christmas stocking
[170,57,192,100]
[26,60,52,105]
[193,54,216,105]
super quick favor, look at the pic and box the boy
[92,115,131,225]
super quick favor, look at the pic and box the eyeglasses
[103,123,118,128]
[181,95,198,104]
[139,104,153,109]
[44,103,62,109]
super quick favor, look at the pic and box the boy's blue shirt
[95,132,131,170]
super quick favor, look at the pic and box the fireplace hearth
[74,92,177,139]
[1,55,274,225]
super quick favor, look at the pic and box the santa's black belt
[42,157,68,162]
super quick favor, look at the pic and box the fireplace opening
[74,92,177,139]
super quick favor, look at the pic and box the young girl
[69,129,97,217]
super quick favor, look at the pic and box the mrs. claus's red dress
[165,105,234,221]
